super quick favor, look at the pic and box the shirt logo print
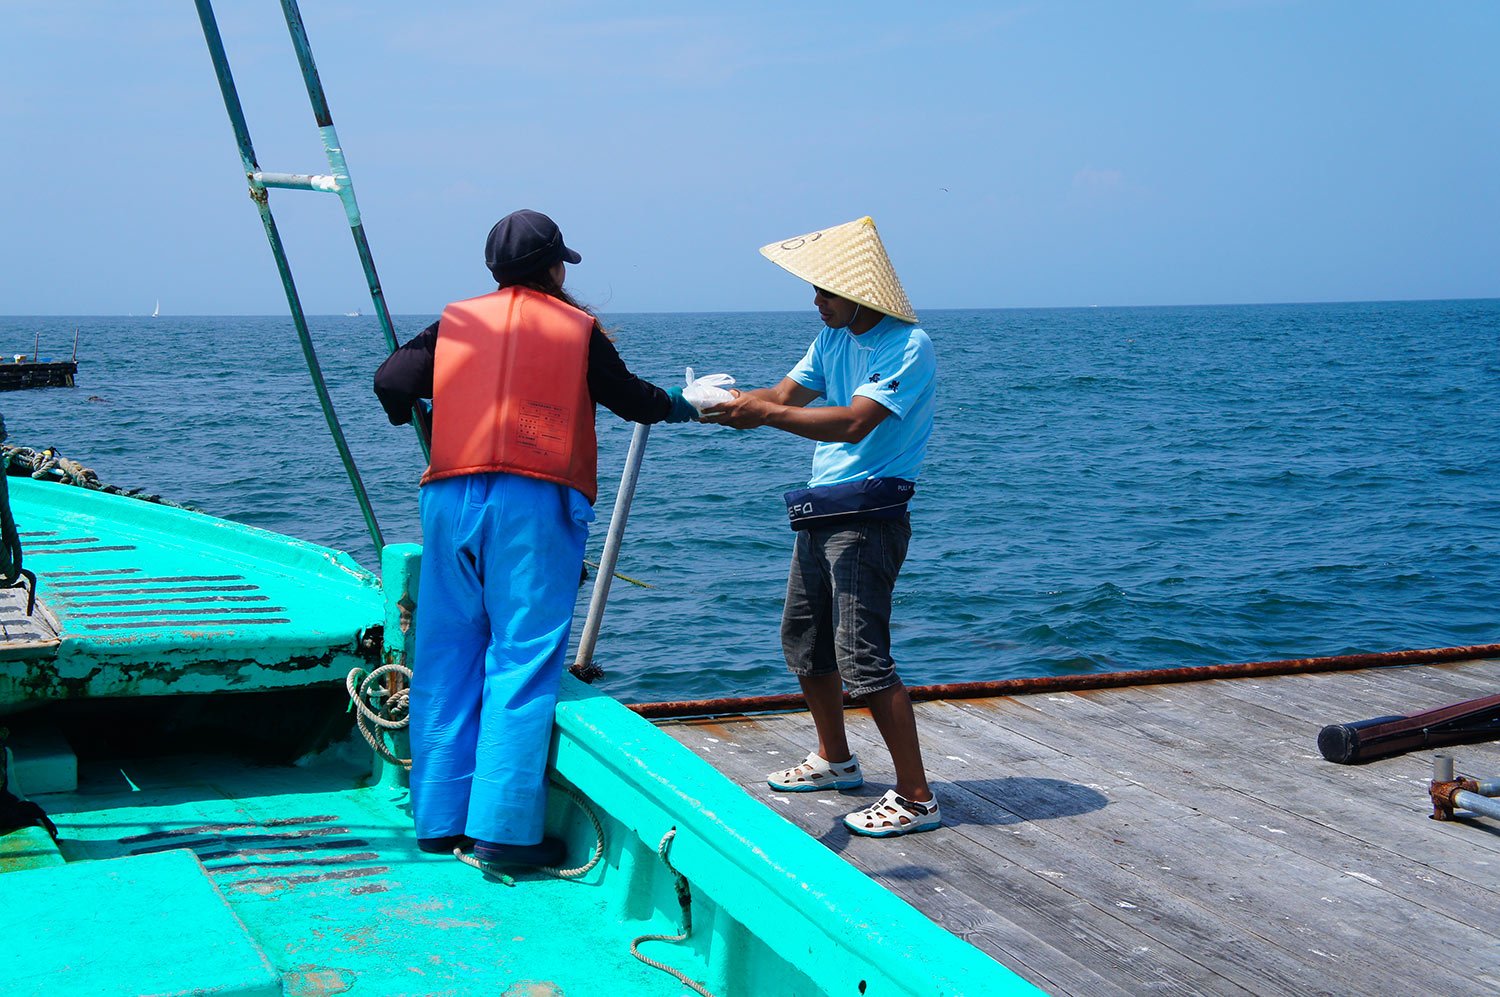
[887,379,900,390]
[868,372,881,382]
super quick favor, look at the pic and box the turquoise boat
[0,474,1032,996]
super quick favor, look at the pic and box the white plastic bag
[682,366,736,413]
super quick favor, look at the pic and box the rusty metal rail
[629,642,1500,720]
[1429,753,1500,822]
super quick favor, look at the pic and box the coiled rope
[0,444,196,510]
[455,781,606,883]
[345,663,411,769]
[628,829,719,997]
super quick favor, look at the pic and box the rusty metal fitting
[1429,777,1480,821]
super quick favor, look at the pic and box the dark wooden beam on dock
[0,361,78,391]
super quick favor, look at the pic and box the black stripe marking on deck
[37,568,142,578]
[51,595,269,608]
[121,816,340,843]
[128,828,350,854]
[209,852,380,873]
[81,618,292,629]
[228,866,388,888]
[57,584,260,597]
[65,606,287,619]
[197,839,371,860]
[49,575,245,588]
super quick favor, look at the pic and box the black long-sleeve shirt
[373,319,673,427]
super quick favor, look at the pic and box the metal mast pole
[277,0,426,462]
[194,0,384,552]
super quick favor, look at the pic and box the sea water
[4,299,1498,704]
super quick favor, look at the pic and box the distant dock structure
[1,330,80,391]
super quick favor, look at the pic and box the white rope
[456,781,606,881]
[629,829,720,997]
[345,664,411,769]
[452,794,720,997]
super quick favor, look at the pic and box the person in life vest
[702,217,941,837]
[374,209,697,867]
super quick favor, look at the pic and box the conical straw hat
[760,217,917,323]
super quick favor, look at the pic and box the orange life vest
[421,287,597,502]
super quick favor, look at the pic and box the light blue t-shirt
[786,314,936,487]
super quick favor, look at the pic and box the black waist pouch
[783,478,915,531]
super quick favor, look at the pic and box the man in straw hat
[703,217,940,837]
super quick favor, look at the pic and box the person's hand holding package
[681,367,740,424]
[701,388,773,430]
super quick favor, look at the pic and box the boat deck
[16,753,694,997]
[656,657,1500,996]
[2,477,383,707]
[0,587,61,658]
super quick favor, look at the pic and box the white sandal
[843,790,941,837]
[767,751,863,792]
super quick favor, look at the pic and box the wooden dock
[0,360,76,390]
[655,658,1500,996]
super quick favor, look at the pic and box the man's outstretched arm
[704,379,889,444]
[730,377,822,407]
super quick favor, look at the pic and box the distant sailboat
[152,300,160,318]
[344,308,361,317]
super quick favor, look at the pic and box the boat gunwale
[554,673,1038,996]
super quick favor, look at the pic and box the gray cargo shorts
[780,516,912,699]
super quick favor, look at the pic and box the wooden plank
[1219,665,1492,719]
[660,667,1500,996]
[948,692,1500,914]
[1203,671,1500,777]
[673,703,1479,996]
[913,700,1492,996]
[1186,680,1500,835]
[859,787,1265,997]
[1002,683,1500,869]
[661,718,1184,997]
[1051,679,1500,850]
[1337,659,1500,705]
[1207,661,1500,732]
[925,693,1500,936]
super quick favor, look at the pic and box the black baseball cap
[485,209,582,282]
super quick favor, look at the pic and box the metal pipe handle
[1452,789,1500,822]
[572,423,651,680]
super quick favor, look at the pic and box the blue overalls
[409,471,594,845]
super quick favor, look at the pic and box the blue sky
[2,1,1496,315]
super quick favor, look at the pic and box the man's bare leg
[798,672,850,764]
[863,682,932,802]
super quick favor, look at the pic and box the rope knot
[346,663,412,769]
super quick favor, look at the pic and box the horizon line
[4,294,1498,320]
